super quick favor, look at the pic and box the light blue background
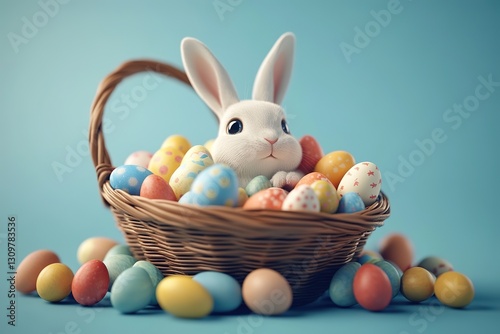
[1,0,499,333]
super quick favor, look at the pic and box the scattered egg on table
[193,271,242,313]
[140,174,177,200]
[314,150,355,188]
[282,184,320,212]
[104,244,133,259]
[374,260,402,298]
[77,237,119,264]
[353,264,392,312]
[243,187,288,210]
[295,172,330,188]
[311,179,339,213]
[36,263,74,302]
[148,146,184,183]
[110,267,155,314]
[329,262,361,307]
[133,260,164,305]
[358,250,383,264]
[379,233,414,272]
[337,192,365,213]
[161,134,191,154]
[434,272,474,308]
[169,145,214,199]
[189,164,239,207]
[245,175,272,197]
[103,254,137,290]
[71,259,109,306]
[417,256,453,277]
[109,165,153,195]
[297,135,324,174]
[400,267,435,302]
[15,249,60,294]
[337,162,382,206]
[156,275,214,318]
[242,268,293,315]
[124,151,153,168]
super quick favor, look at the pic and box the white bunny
[181,32,303,188]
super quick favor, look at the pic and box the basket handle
[89,59,191,205]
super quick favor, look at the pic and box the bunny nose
[265,138,278,145]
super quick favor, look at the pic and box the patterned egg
[140,174,177,200]
[282,185,320,212]
[434,272,474,308]
[245,175,272,197]
[147,146,184,183]
[161,134,191,154]
[337,192,365,213]
[295,172,330,188]
[311,179,339,213]
[314,151,356,188]
[298,135,324,174]
[329,262,361,307]
[189,164,239,207]
[243,187,288,210]
[110,267,154,314]
[109,165,153,196]
[417,256,453,277]
[124,151,153,168]
[338,162,382,206]
[169,145,213,199]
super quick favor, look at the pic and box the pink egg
[124,151,153,168]
[353,264,392,311]
[140,174,177,200]
[72,260,109,306]
[282,185,320,212]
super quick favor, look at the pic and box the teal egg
[374,260,402,298]
[329,262,361,307]
[104,244,133,260]
[189,164,239,207]
[110,267,154,314]
[245,175,272,197]
[193,271,242,313]
[109,165,153,195]
[337,192,365,213]
[103,254,137,291]
[133,260,164,305]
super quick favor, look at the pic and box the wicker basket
[89,60,390,307]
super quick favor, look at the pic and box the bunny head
[181,33,303,188]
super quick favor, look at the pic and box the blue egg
[133,260,164,305]
[104,244,133,260]
[103,254,137,291]
[337,192,365,213]
[178,190,195,204]
[189,164,239,207]
[110,267,154,314]
[245,175,272,197]
[193,271,242,313]
[329,262,361,307]
[374,260,402,298]
[110,165,153,195]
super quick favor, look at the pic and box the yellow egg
[314,151,355,188]
[77,237,119,264]
[401,267,435,302]
[204,139,215,153]
[434,272,474,308]
[311,179,339,213]
[148,146,185,183]
[161,134,191,154]
[156,275,213,318]
[36,263,74,302]
[237,187,249,207]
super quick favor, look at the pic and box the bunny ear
[181,37,239,119]
[252,32,295,104]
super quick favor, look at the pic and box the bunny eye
[227,119,243,135]
[281,119,290,134]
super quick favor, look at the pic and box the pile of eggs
[110,134,382,213]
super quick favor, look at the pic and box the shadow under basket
[89,59,391,307]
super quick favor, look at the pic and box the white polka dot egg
[109,165,153,195]
[282,184,320,212]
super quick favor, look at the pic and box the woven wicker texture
[89,59,390,306]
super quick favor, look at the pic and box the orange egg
[243,188,288,210]
[140,174,177,200]
[353,264,392,311]
[295,172,330,188]
[379,233,414,272]
[15,250,60,294]
[314,151,355,188]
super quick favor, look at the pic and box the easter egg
[379,233,414,272]
[72,260,109,306]
[245,175,272,197]
[77,237,119,264]
[353,263,392,311]
[36,263,74,302]
[400,267,435,302]
[314,151,355,188]
[358,250,383,264]
[374,260,402,298]
[282,184,320,212]
[338,162,382,206]
[133,261,164,305]
[243,187,288,210]
[237,187,249,206]
[140,174,177,200]
[417,256,453,277]
[434,272,474,308]
[193,271,242,313]
[156,275,214,318]
[178,191,195,204]
[337,192,365,213]
[242,268,292,315]
[109,165,153,195]
[104,244,133,259]
[329,262,361,307]
[311,179,339,213]
[103,254,137,291]
[148,146,184,183]
[15,249,60,294]
[189,164,239,207]
[169,145,214,199]
[297,135,324,174]
[204,139,215,152]
[124,151,153,168]
[296,172,330,188]
[110,267,154,313]
[161,134,191,154]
